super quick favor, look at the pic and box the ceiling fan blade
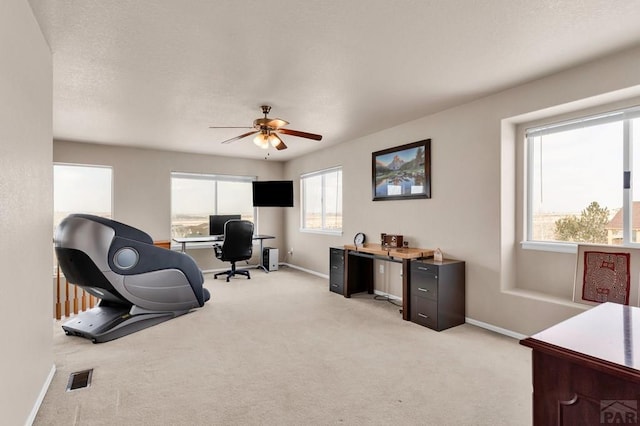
[220,130,259,144]
[271,133,287,150]
[209,126,253,129]
[278,128,323,141]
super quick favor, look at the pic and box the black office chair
[214,219,254,282]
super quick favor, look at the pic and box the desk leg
[343,249,350,298]
[402,258,409,320]
[256,238,268,273]
[181,242,186,253]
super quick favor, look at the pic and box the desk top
[344,243,434,260]
[173,235,274,243]
[521,302,640,373]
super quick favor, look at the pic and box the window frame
[300,166,343,235]
[523,105,640,252]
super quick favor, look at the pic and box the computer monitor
[209,214,241,236]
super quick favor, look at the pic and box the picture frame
[573,244,640,307]
[372,139,431,201]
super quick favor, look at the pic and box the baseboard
[26,363,56,426]
[281,263,328,279]
[465,317,527,340]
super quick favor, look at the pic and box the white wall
[285,45,640,336]
[53,141,286,270]
[0,0,53,424]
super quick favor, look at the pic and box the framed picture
[573,244,640,307]
[372,139,431,201]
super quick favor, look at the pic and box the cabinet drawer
[410,296,438,329]
[329,247,345,295]
[411,262,439,275]
[329,280,343,294]
[330,268,343,285]
[411,279,437,300]
[330,248,344,265]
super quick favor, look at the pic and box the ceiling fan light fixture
[268,134,280,147]
[253,133,269,149]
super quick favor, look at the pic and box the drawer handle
[418,313,429,319]
[331,284,338,288]
[418,287,430,292]
[417,267,430,271]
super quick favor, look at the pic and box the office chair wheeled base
[214,263,251,282]
[62,304,189,343]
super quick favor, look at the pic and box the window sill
[520,241,577,254]
[299,228,342,236]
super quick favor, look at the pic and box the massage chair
[54,214,210,343]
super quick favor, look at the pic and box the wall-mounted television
[252,180,294,207]
[209,214,241,236]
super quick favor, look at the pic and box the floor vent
[66,369,93,391]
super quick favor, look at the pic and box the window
[526,106,640,248]
[301,167,342,233]
[54,164,113,230]
[171,172,255,238]
[53,164,113,270]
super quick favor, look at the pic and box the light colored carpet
[35,266,532,425]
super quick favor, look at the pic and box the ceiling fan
[209,105,322,151]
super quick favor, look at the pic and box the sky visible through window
[54,164,112,216]
[302,168,342,231]
[170,177,253,216]
[531,122,623,215]
[53,164,113,271]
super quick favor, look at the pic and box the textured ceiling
[29,0,640,161]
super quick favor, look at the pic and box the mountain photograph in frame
[372,139,431,201]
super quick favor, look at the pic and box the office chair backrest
[220,220,254,262]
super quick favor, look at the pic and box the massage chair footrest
[62,305,188,343]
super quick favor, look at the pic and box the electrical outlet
[379,264,384,274]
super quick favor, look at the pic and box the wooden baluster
[81,288,87,312]
[64,277,70,318]
[89,294,96,308]
[55,265,62,320]
[73,284,79,314]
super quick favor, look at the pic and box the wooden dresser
[520,302,640,425]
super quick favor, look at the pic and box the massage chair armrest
[108,237,207,306]
[213,244,222,259]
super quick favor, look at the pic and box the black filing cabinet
[410,259,465,331]
[329,247,345,295]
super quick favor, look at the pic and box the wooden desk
[520,302,640,425]
[343,243,434,320]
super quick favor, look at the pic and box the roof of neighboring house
[605,202,640,229]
